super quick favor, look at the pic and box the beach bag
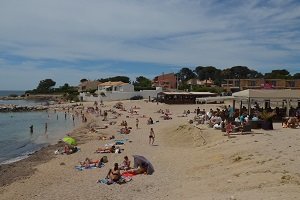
[101,156,108,163]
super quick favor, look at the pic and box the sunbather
[96,145,116,153]
[107,163,121,182]
[120,156,131,170]
[79,157,100,168]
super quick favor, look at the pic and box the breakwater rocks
[0,105,48,112]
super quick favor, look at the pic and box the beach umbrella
[62,136,77,146]
[132,155,155,175]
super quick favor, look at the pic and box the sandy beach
[1,100,300,200]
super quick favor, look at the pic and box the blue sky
[0,0,300,90]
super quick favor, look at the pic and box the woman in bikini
[107,163,121,182]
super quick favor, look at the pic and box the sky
[0,0,300,90]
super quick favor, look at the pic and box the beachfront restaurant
[232,89,300,117]
[157,92,217,104]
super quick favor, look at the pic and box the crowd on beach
[192,103,300,138]
[48,99,300,186]
[54,100,157,185]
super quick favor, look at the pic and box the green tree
[36,79,56,93]
[194,66,222,85]
[264,69,291,79]
[98,76,130,83]
[134,76,152,87]
[221,66,262,79]
[80,78,88,83]
[293,73,300,79]
[177,67,196,82]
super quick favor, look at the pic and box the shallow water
[0,100,81,164]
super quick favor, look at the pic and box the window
[286,81,295,87]
[271,81,277,86]
[248,80,256,86]
[234,80,240,87]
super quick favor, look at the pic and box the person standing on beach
[136,118,139,129]
[45,122,48,132]
[29,125,33,134]
[196,107,200,115]
[103,110,108,121]
[65,112,67,120]
[149,128,155,145]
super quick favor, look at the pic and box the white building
[79,81,162,102]
[98,81,134,93]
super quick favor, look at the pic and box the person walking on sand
[136,118,139,129]
[149,128,155,145]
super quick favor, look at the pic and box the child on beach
[225,121,233,138]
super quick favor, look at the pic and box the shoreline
[0,112,95,187]
[0,101,98,187]
[1,100,300,199]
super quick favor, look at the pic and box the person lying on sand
[99,135,115,140]
[79,157,101,168]
[127,164,147,175]
[96,145,116,153]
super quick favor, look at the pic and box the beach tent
[232,89,300,116]
[133,155,155,175]
[233,89,300,99]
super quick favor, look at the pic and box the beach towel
[95,150,112,154]
[114,139,128,145]
[75,163,104,171]
[121,171,137,177]
[97,176,132,185]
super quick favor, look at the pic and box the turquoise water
[0,100,81,164]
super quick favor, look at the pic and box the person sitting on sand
[120,126,130,134]
[64,145,78,155]
[120,156,131,170]
[96,145,116,153]
[147,117,153,125]
[107,163,121,182]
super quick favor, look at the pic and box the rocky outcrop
[0,105,48,112]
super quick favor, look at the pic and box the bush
[130,95,143,100]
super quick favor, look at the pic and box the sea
[0,90,25,97]
[0,91,81,164]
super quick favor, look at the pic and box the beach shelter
[233,89,300,116]
[63,136,77,146]
[133,155,155,175]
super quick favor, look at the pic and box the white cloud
[0,0,299,89]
